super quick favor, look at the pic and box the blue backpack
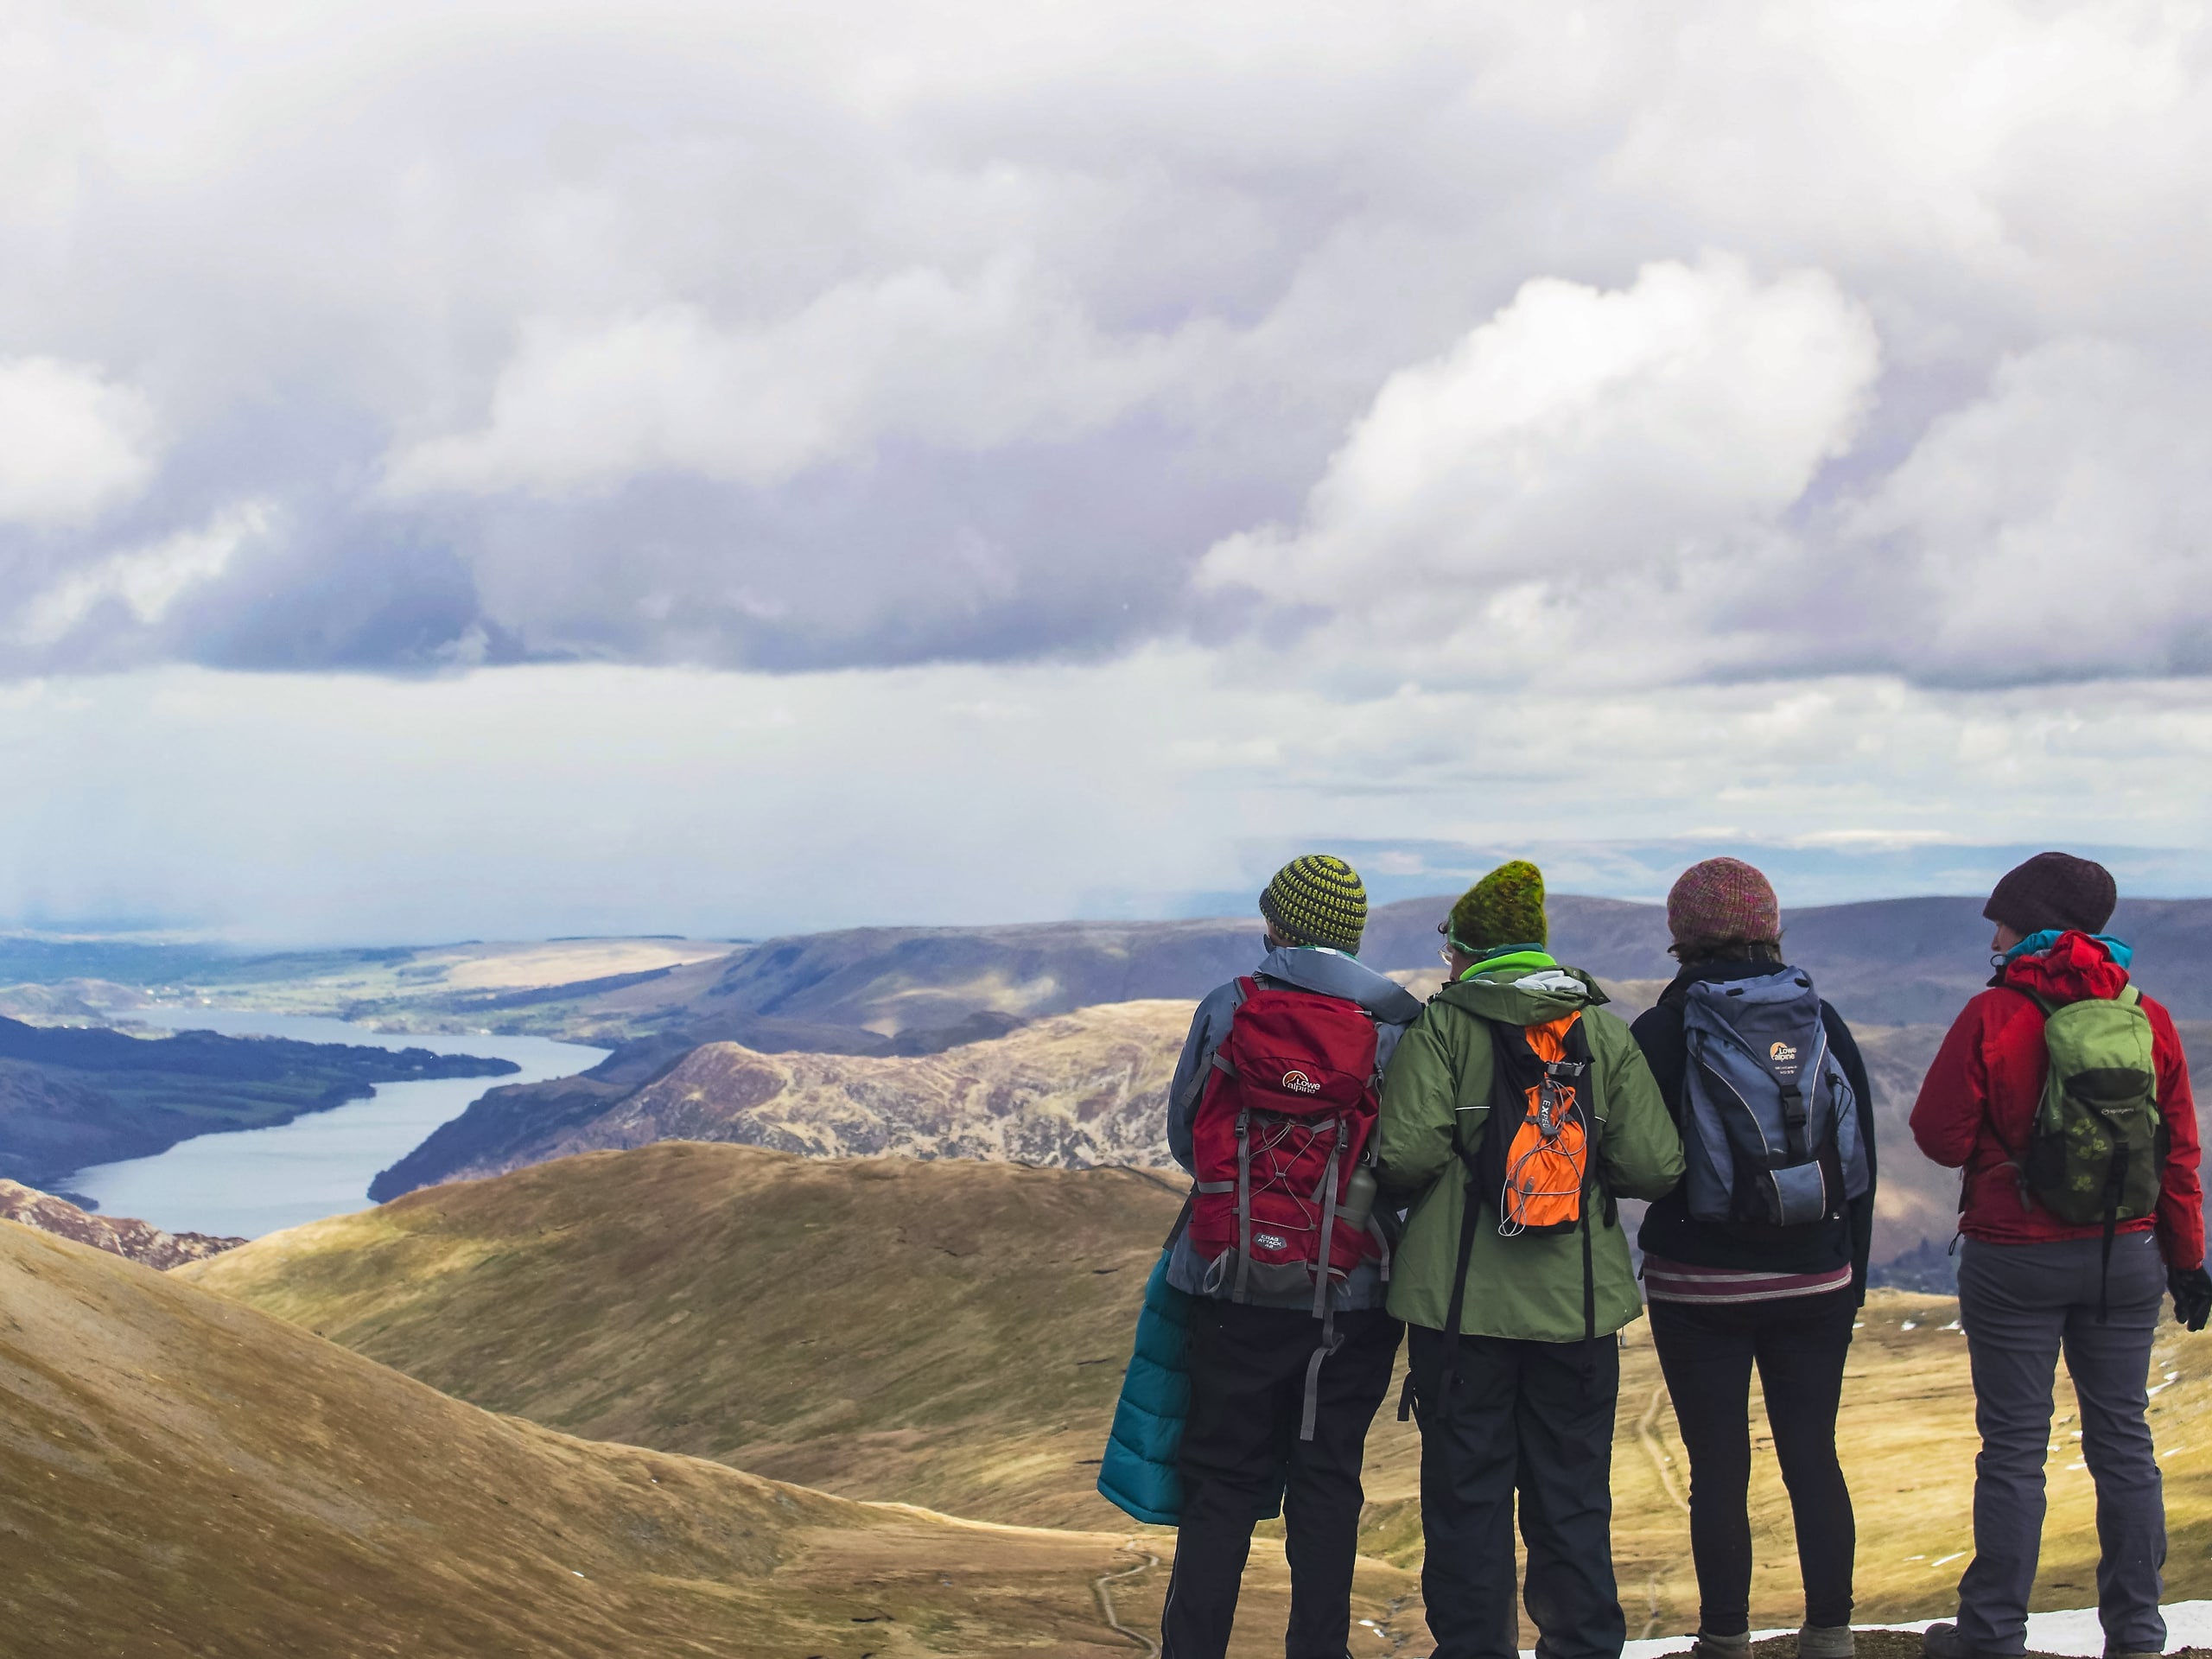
[1681,970,1869,1228]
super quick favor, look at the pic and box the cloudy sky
[4,0,2212,941]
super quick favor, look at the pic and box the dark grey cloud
[3,2,2209,691]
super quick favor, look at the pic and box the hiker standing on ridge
[1155,855,1423,1659]
[1631,858,1878,1659]
[1375,861,1683,1659]
[1911,852,2210,1659]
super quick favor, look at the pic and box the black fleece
[1630,958,1879,1299]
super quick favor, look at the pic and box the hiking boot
[1692,1632,1751,1659]
[1798,1626,1854,1659]
[1921,1623,2012,1659]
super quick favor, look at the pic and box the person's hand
[2168,1265,2212,1332]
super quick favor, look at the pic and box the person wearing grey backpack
[1631,858,1878,1659]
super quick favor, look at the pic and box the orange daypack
[1491,1012,1592,1235]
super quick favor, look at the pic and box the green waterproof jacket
[1375,957,1684,1343]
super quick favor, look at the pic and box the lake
[66,1008,607,1240]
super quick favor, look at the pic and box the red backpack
[1187,979,1386,1312]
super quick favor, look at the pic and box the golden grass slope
[0,1211,1194,1659]
[188,1142,1188,1532]
[429,1000,1194,1185]
[190,1142,2212,1645]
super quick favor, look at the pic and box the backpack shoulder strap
[1208,978,1260,1080]
[1423,1015,1512,1407]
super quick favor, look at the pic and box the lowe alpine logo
[1770,1041,1799,1064]
[1280,1069,1321,1095]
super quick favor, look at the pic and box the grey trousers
[1955,1233,2167,1656]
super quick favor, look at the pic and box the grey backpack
[1681,970,1869,1228]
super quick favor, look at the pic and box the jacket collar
[1657,957,1796,1007]
[1254,945,1425,1024]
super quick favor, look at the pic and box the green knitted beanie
[1260,855,1368,954]
[1448,860,1548,953]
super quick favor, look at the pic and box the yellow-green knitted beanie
[1448,860,1548,953]
[1260,855,1367,954]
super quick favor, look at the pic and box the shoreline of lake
[66,1007,607,1240]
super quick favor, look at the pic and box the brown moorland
[188,1141,2212,1643]
[7,1211,1315,1657]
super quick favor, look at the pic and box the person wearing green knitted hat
[1439,858,1548,977]
[1377,857,1684,1659]
[1124,851,1421,1659]
[1260,853,1369,955]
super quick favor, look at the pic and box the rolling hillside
[198,1142,1191,1529]
[188,1143,2212,1640]
[16,896,2212,1049]
[365,995,2177,1271]
[2,1209,1299,1658]
[454,892,2212,1039]
[375,999,1190,1198]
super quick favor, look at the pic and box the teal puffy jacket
[1096,1251,1191,1525]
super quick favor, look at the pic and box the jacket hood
[1998,929,2132,1004]
[1255,944,1425,1025]
[1434,959,1607,1025]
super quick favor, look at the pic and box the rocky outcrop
[370,1008,1036,1199]
[0,1178,245,1268]
[402,999,1191,1192]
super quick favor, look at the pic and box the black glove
[2169,1265,2212,1332]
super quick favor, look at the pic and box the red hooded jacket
[1910,931,2203,1270]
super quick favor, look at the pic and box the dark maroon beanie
[1667,857,1782,952]
[1983,851,2117,937]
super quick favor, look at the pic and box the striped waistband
[1643,1255,1853,1305]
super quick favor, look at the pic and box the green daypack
[2016,986,2165,1230]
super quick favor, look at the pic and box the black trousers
[1162,1301,1402,1659]
[1647,1289,1858,1636]
[1408,1325,1624,1659]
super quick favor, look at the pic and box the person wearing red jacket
[1910,852,2210,1659]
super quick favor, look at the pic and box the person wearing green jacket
[1376,861,1684,1659]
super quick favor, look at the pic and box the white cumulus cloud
[1841,338,2212,683]
[0,358,160,526]
[1197,255,1881,682]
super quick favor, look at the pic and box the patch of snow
[1588,1600,2212,1659]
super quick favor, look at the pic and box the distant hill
[23,894,2211,1045]
[191,1142,2212,1635]
[0,1179,242,1268]
[0,1213,1224,1658]
[369,990,2211,1274]
[0,1016,518,1189]
[409,892,2212,1042]
[372,1000,1188,1200]
[365,990,2211,1270]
